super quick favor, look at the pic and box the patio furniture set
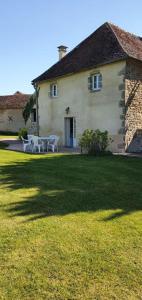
[22,135,59,153]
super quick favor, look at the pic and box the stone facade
[0,109,27,132]
[125,59,142,152]
[0,108,36,134]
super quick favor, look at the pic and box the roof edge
[32,21,142,84]
[32,22,110,84]
[107,22,129,57]
[33,57,127,85]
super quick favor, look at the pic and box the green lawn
[0,135,18,140]
[0,149,142,299]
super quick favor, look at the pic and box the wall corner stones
[125,59,142,152]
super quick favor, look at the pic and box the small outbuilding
[0,91,31,133]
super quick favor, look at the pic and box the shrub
[18,128,28,140]
[0,141,9,149]
[0,131,18,136]
[79,129,112,155]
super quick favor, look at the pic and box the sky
[0,0,142,95]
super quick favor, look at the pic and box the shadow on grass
[0,154,142,221]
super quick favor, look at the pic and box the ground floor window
[31,108,36,122]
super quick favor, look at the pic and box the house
[32,22,142,153]
[0,91,35,133]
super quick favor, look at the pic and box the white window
[50,84,58,97]
[92,73,102,91]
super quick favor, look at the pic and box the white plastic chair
[32,136,43,153]
[21,136,33,152]
[27,134,34,142]
[47,135,59,152]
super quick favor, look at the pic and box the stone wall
[0,109,26,132]
[0,108,32,133]
[125,59,142,152]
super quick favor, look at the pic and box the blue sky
[0,0,142,95]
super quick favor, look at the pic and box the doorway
[64,117,76,147]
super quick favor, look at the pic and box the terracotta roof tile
[0,91,30,109]
[32,22,142,84]
[109,23,142,61]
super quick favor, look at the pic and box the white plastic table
[38,136,50,152]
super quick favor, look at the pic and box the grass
[0,131,18,140]
[0,135,18,140]
[0,150,142,299]
[0,134,18,149]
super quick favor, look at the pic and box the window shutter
[48,84,52,97]
[55,84,58,97]
[88,76,93,91]
[98,74,102,89]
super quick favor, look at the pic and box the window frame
[92,73,102,91]
[50,83,58,98]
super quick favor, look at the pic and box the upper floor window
[88,73,102,91]
[50,83,58,97]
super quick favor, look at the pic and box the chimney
[58,45,68,60]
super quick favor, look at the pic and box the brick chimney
[58,45,68,60]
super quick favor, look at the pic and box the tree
[23,86,40,136]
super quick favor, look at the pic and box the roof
[32,22,142,84]
[0,91,30,109]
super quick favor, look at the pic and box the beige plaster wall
[38,60,126,152]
